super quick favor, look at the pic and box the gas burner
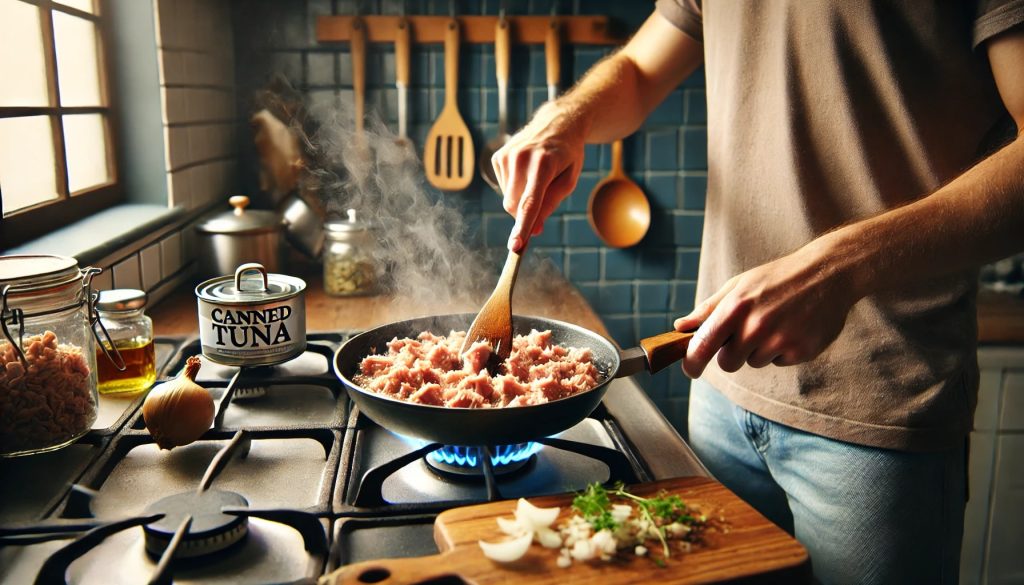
[424,443,542,478]
[142,489,249,558]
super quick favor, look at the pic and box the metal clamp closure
[84,267,126,372]
[1,285,27,367]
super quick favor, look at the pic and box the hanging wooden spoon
[423,19,475,191]
[394,15,411,146]
[479,15,511,193]
[351,16,366,138]
[587,140,651,248]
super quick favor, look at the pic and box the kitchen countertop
[152,266,610,338]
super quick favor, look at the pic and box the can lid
[325,209,376,235]
[0,255,80,290]
[196,195,283,235]
[195,263,306,304]
[97,289,147,312]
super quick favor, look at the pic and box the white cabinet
[961,347,1024,585]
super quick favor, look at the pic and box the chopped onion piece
[611,504,632,523]
[478,531,534,563]
[570,539,596,561]
[496,516,527,536]
[557,554,572,568]
[535,527,563,549]
[515,498,560,529]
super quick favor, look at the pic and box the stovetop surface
[0,332,700,585]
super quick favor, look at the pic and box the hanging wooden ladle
[587,139,651,248]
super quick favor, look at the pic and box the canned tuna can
[195,263,306,366]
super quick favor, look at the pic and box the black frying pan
[332,313,692,446]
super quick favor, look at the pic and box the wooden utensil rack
[316,15,622,45]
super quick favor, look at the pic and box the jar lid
[195,263,306,304]
[324,209,376,235]
[196,195,283,235]
[0,254,81,292]
[97,289,147,312]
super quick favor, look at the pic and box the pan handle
[639,330,695,374]
[613,330,694,378]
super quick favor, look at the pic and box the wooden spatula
[424,19,475,191]
[461,249,523,362]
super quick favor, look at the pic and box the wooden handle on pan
[495,17,510,86]
[351,17,366,135]
[444,19,460,106]
[395,17,411,86]
[639,331,694,374]
[545,18,560,88]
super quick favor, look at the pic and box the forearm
[530,12,703,145]
[821,133,1024,299]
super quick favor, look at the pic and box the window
[0,0,118,247]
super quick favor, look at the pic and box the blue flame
[392,432,543,468]
[428,443,543,467]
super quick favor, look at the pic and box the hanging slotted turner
[423,19,475,191]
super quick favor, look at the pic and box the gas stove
[0,333,706,584]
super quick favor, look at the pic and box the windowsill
[6,203,188,265]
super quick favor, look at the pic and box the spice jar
[323,209,379,296]
[95,289,155,394]
[0,255,109,457]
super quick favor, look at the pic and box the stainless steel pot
[195,196,284,280]
[195,263,306,366]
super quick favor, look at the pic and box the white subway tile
[112,255,142,290]
[154,0,179,49]
[158,50,185,86]
[162,88,189,125]
[1000,371,1024,430]
[139,243,162,290]
[160,232,184,277]
[167,169,191,209]
[165,126,190,170]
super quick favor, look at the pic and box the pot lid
[324,209,376,234]
[96,289,147,312]
[195,263,306,304]
[196,195,284,235]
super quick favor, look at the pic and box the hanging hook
[399,0,406,18]
[550,0,558,18]
[499,0,507,21]
[448,0,456,19]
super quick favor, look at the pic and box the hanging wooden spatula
[424,19,475,191]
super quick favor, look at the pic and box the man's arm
[494,12,703,252]
[677,27,1024,378]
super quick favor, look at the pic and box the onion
[478,531,533,563]
[142,357,214,450]
[496,516,527,536]
[535,527,563,549]
[514,498,560,530]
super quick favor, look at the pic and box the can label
[198,300,305,363]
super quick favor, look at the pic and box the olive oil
[97,338,156,394]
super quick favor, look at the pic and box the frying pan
[332,313,692,445]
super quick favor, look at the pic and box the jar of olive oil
[95,289,156,394]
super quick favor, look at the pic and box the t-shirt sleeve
[974,0,1024,48]
[655,0,704,43]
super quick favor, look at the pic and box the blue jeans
[688,379,966,585]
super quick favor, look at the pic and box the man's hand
[492,12,704,253]
[492,103,587,253]
[674,239,861,378]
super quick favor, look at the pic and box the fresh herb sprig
[571,482,708,563]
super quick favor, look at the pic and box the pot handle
[234,263,269,292]
[639,330,695,374]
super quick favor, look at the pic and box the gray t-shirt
[657,0,1024,450]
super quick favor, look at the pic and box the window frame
[0,0,121,249]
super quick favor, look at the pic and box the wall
[230,0,705,432]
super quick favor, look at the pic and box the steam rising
[274,86,492,313]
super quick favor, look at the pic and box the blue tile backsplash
[231,0,704,433]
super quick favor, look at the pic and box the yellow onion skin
[142,356,214,449]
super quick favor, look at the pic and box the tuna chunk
[352,329,601,409]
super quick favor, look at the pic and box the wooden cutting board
[321,477,810,584]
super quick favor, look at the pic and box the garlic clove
[142,356,215,450]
